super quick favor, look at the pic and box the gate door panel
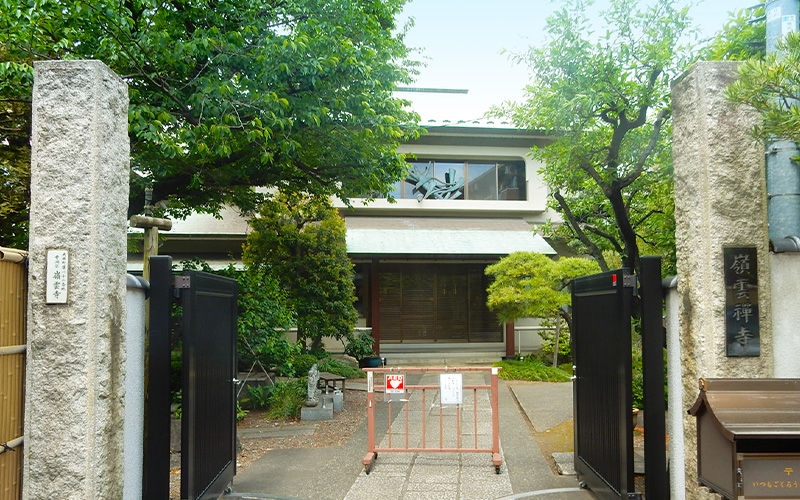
[572,269,637,500]
[180,270,238,500]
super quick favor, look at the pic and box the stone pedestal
[301,395,335,421]
[333,390,344,413]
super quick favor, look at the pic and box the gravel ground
[169,386,367,499]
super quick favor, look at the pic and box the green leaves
[485,252,600,325]
[244,192,358,354]
[493,0,686,273]
[727,30,800,144]
[1,0,419,228]
[702,5,766,62]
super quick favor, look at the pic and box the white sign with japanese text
[440,373,463,405]
[46,249,69,304]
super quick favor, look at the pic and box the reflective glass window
[466,163,497,200]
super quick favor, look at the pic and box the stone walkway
[230,376,594,499]
[344,372,513,500]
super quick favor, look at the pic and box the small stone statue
[305,363,321,407]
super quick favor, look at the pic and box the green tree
[0,143,29,248]
[244,192,358,354]
[485,252,600,335]
[727,31,800,143]
[701,5,766,61]
[0,0,419,236]
[179,258,298,373]
[493,0,692,275]
[0,47,32,249]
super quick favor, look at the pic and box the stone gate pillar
[24,60,130,499]
[672,62,772,500]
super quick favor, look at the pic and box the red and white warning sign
[385,374,405,394]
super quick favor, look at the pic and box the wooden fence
[0,247,27,500]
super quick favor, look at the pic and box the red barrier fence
[361,366,502,474]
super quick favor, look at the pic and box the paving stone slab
[552,452,576,475]
[238,425,317,439]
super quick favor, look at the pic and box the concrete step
[381,350,505,367]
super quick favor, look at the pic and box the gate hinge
[173,276,191,289]
[623,274,637,288]
[627,494,642,500]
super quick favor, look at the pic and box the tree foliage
[0,41,31,249]
[485,252,600,332]
[244,192,358,354]
[0,141,29,248]
[727,31,800,143]
[493,0,692,275]
[0,0,420,233]
[701,5,766,62]
[178,258,298,373]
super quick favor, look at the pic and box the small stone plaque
[46,249,69,304]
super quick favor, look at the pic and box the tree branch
[599,107,619,126]
[76,0,200,125]
[558,308,573,339]
[578,160,605,188]
[618,107,670,188]
[604,66,665,173]
[632,209,663,229]
[605,186,639,272]
[624,66,663,130]
[553,191,609,271]
[584,225,624,255]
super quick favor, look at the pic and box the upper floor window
[387,160,526,201]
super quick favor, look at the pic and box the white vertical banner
[440,373,463,405]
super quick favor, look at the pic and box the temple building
[128,120,560,361]
[340,120,557,361]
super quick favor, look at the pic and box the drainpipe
[766,0,800,378]
[765,0,800,249]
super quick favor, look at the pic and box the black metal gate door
[180,270,238,500]
[572,268,639,500]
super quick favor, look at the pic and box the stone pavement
[228,374,595,500]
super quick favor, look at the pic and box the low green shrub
[265,379,306,420]
[317,358,364,379]
[558,363,573,374]
[343,330,376,361]
[247,385,272,409]
[237,402,249,422]
[492,359,570,382]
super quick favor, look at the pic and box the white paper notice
[440,373,463,405]
[46,249,69,304]
[783,15,797,36]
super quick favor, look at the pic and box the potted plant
[344,330,382,368]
